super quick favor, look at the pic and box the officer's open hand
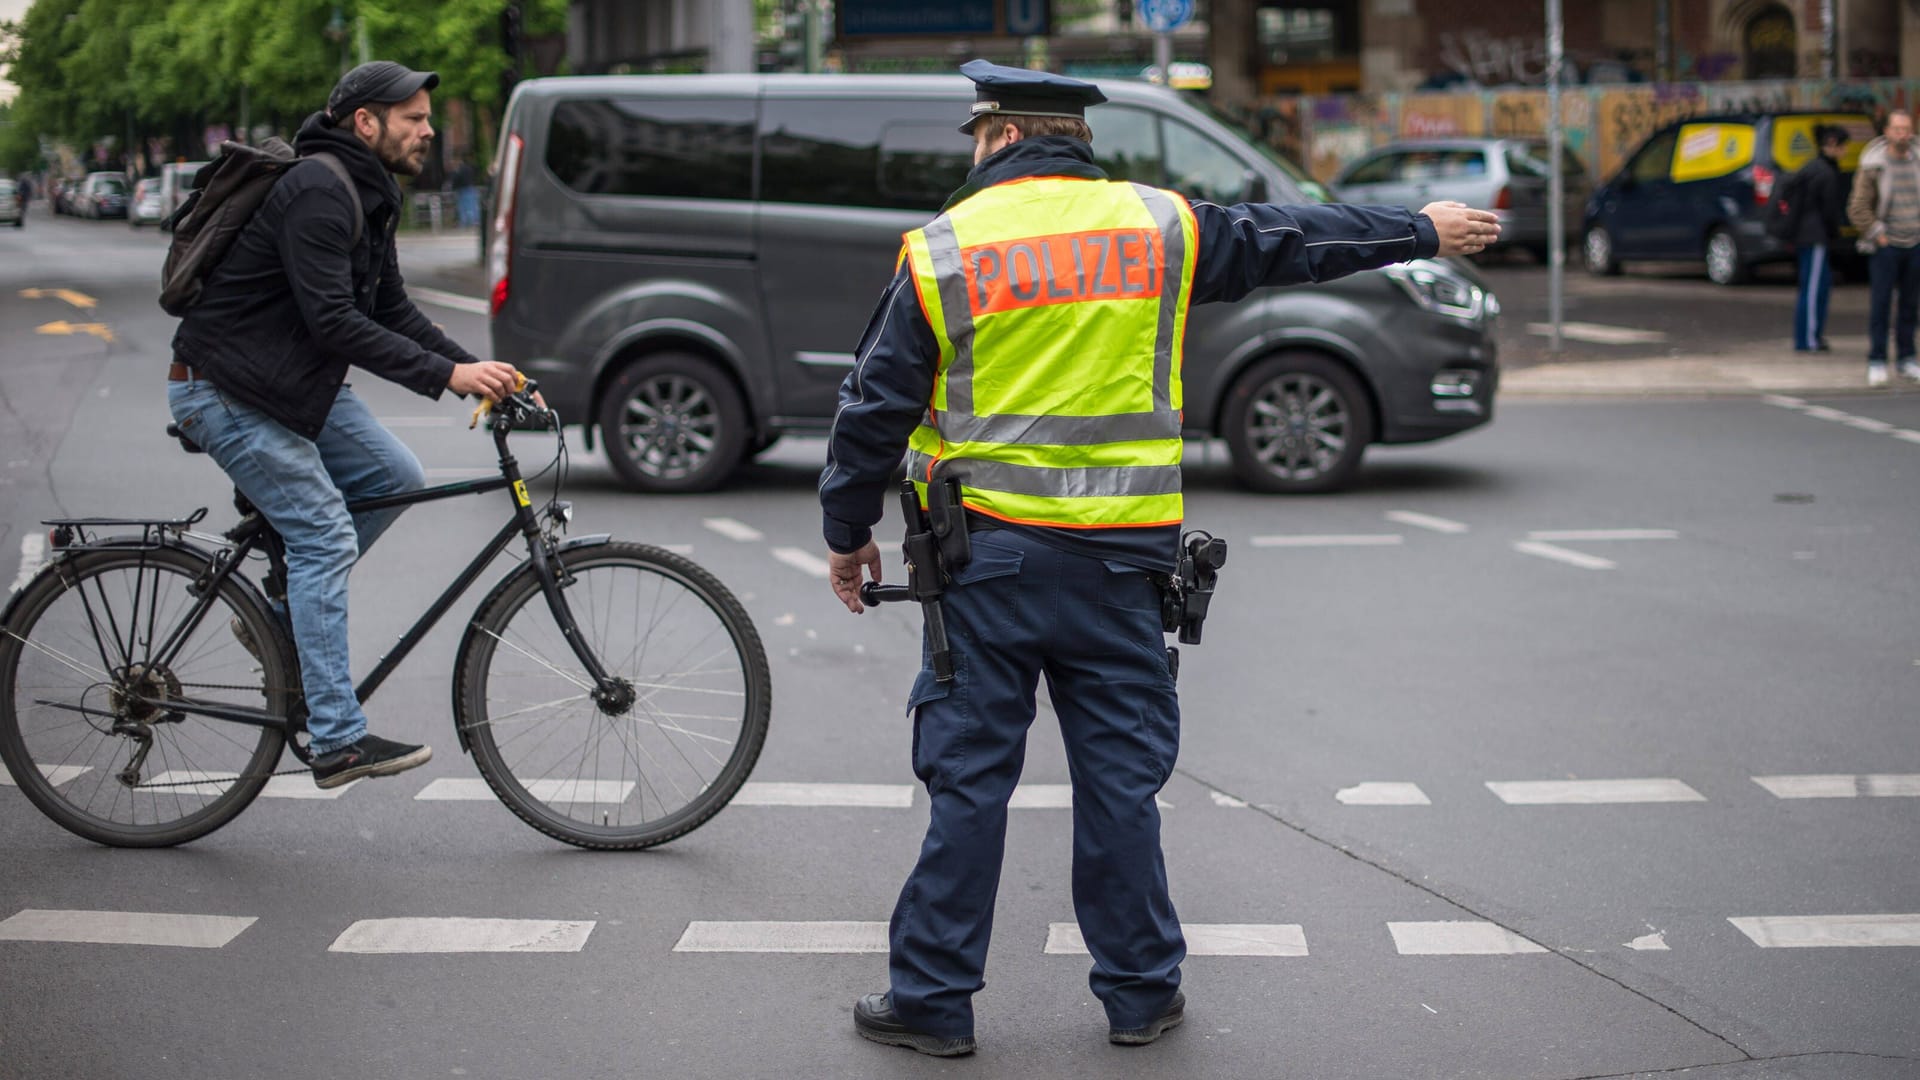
[1420,201,1502,257]
[829,541,882,614]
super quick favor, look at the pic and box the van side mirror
[1243,171,1268,204]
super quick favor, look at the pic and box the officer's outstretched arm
[1187,200,1444,305]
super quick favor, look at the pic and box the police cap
[958,59,1107,135]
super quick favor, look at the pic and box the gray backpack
[159,137,361,316]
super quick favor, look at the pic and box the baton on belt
[859,477,957,681]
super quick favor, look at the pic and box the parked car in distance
[51,179,77,215]
[1332,137,1589,262]
[157,160,210,225]
[77,172,130,219]
[1582,111,1874,285]
[128,178,165,227]
[488,74,1500,495]
[0,179,21,227]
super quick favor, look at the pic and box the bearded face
[357,89,435,177]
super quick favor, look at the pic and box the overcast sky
[1,0,33,104]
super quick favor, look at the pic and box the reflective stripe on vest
[902,177,1198,529]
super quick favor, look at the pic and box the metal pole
[1654,0,1671,81]
[1822,0,1837,78]
[1546,0,1564,354]
[1155,32,1173,84]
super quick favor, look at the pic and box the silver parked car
[489,75,1500,494]
[1333,138,1588,261]
[128,178,166,227]
[0,179,21,227]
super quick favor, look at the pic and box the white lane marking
[1625,930,1669,951]
[377,416,456,429]
[1524,529,1677,542]
[12,533,46,593]
[141,770,356,801]
[1047,922,1307,957]
[673,921,888,953]
[660,544,695,556]
[1524,321,1667,345]
[0,763,92,787]
[330,917,595,954]
[1249,534,1405,548]
[1728,914,1920,948]
[1336,782,1432,806]
[1389,921,1549,955]
[1752,774,1920,799]
[1844,416,1897,433]
[1385,511,1469,534]
[732,782,914,808]
[1762,395,1806,409]
[1209,790,1249,808]
[0,909,256,948]
[1010,784,1173,809]
[1894,429,1920,444]
[414,777,634,802]
[1512,541,1615,570]
[770,547,832,578]
[408,287,490,315]
[1800,405,1849,421]
[1485,778,1706,804]
[702,517,764,543]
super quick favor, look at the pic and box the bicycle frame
[34,406,620,743]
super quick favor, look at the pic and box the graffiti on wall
[1437,31,1550,87]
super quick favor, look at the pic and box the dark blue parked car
[1582,111,1873,285]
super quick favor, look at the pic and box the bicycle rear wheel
[0,545,293,847]
[456,542,770,850]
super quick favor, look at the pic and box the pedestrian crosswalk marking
[0,909,256,949]
[413,777,634,803]
[1335,782,1431,805]
[11,533,46,593]
[673,921,889,954]
[1385,510,1470,534]
[1485,778,1705,804]
[0,763,91,788]
[1389,921,1549,956]
[1728,914,1920,948]
[329,918,595,954]
[1046,922,1307,957]
[1751,774,1920,799]
[1512,540,1616,570]
[701,517,765,543]
[732,782,914,807]
[770,546,832,578]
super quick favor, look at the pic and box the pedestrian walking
[450,157,480,227]
[1849,110,1920,385]
[166,60,526,789]
[1790,125,1849,352]
[819,60,1500,1057]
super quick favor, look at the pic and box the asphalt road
[1,207,1916,1080]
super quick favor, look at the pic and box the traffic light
[500,2,524,92]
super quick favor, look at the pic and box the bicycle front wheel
[0,545,293,847]
[456,542,770,849]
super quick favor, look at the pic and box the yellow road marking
[36,321,115,342]
[19,288,99,310]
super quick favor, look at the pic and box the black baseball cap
[326,61,440,124]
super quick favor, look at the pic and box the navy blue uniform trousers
[887,528,1186,1038]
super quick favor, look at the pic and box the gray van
[488,74,1499,494]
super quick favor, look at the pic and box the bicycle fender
[450,533,614,754]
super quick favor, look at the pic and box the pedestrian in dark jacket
[1793,125,1850,352]
[167,61,525,790]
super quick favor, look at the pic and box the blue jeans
[1794,244,1832,351]
[888,529,1185,1038]
[1867,243,1920,362]
[167,378,426,754]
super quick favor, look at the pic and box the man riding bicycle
[166,61,522,789]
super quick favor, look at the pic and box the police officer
[821,61,1499,1057]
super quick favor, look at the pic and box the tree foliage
[1,0,569,169]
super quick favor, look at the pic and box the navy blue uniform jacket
[820,136,1441,570]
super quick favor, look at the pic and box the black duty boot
[853,993,976,1057]
[1109,990,1185,1046]
[310,734,431,789]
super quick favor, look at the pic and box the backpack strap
[306,152,364,248]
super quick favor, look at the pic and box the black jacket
[172,112,479,439]
[1791,152,1847,248]
[819,136,1440,569]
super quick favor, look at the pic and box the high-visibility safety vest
[901,176,1199,529]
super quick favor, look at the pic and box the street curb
[1498,350,1919,399]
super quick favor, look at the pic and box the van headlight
[1384,261,1485,323]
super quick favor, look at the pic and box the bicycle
[0,383,771,850]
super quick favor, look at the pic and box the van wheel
[597,353,749,494]
[1583,226,1620,276]
[1221,352,1373,494]
[1705,227,1748,285]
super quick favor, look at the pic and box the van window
[1163,120,1250,204]
[1401,149,1485,180]
[759,103,885,207]
[1342,152,1400,185]
[875,123,973,211]
[545,98,755,200]
[1090,107,1166,186]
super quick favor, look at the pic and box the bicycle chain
[106,681,316,788]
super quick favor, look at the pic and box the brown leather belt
[167,361,196,382]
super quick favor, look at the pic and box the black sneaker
[310,734,432,790]
[1109,990,1185,1046]
[853,993,976,1057]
